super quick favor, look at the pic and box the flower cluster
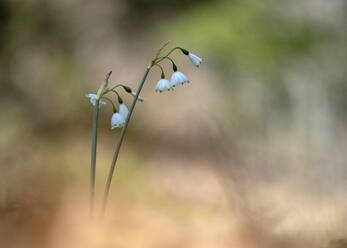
[86,45,202,129]
[154,48,202,93]
[87,81,144,129]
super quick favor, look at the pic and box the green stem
[155,47,180,63]
[108,84,123,91]
[101,96,117,113]
[165,56,176,65]
[101,66,151,216]
[153,63,165,77]
[90,99,100,217]
[157,56,177,71]
[110,90,123,104]
[107,84,131,92]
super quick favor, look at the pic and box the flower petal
[87,93,106,108]
[119,104,129,119]
[111,113,125,129]
[131,92,144,102]
[155,79,172,92]
[188,53,202,67]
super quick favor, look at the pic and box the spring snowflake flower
[155,79,172,92]
[188,53,202,67]
[119,103,129,119]
[171,71,189,87]
[111,113,125,129]
[131,91,144,102]
[87,94,107,107]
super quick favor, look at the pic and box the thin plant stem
[108,84,124,91]
[164,56,176,66]
[153,41,170,60]
[90,99,100,218]
[155,47,180,63]
[153,63,165,76]
[102,96,117,113]
[101,66,151,216]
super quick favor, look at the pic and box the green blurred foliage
[170,0,338,75]
[164,0,347,135]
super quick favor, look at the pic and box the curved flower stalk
[86,42,202,217]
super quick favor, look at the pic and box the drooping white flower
[155,79,172,92]
[111,113,125,129]
[131,91,144,102]
[119,103,129,119]
[86,94,106,107]
[170,71,189,87]
[188,53,202,67]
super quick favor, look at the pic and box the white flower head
[188,53,202,67]
[155,78,172,92]
[87,94,106,107]
[119,103,129,119]
[131,91,144,102]
[171,71,189,87]
[111,113,125,129]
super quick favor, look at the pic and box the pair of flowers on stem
[87,88,143,129]
[86,43,202,216]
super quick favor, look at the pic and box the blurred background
[1,0,347,247]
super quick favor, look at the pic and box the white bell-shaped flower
[87,94,106,107]
[188,53,202,67]
[131,91,144,102]
[119,103,129,119]
[170,71,189,87]
[111,113,125,129]
[155,79,172,92]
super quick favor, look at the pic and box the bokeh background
[1,0,347,247]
